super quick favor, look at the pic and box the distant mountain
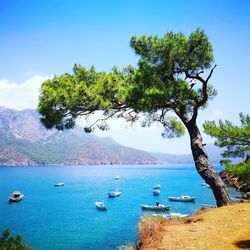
[151,143,240,164]
[151,152,193,164]
[0,107,238,166]
[0,107,158,166]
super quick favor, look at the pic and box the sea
[0,164,241,250]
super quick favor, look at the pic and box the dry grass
[138,202,250,250]
[138,215,188,249]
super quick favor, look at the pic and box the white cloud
[0,75,50,110]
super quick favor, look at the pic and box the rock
[242,192,250,200]
[220,170,250,194]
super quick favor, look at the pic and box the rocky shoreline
[220,169,250,199]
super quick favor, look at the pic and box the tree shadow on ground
[234,240,250,249]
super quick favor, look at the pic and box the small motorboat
[108,179,121,198]
[54,182,64,187]
[230,196,244,203]
[201,182,210,188]
[153,184,161,189]
[200,203,216,210]
[153,189,160,196]
[152,212,189,218]
[9,191,24,203]
[95,202,107,211]
[108,191,121,198]
[141,204,169,212]
[168,195,196,202]
[114,176,120,180]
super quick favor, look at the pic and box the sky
[0,0,249,154]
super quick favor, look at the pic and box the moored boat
[153,184,161,189]
[108,191,121,198]
[108,178,121,198]
[153,189,160,196]
[201,182,210,188]
[95,202,107,211]
[54,182,64,187]
[152,212,189,218]
[200,203,216,210]
[9,191,24,203]
[168,195,196,202]
[230,196,244,203]
[141,204,169,212]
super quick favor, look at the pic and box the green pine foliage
[224,162,250,184]
[38,29,215,139]
[0,228,31,250]
[203,113,250,158]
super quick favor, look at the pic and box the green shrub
[225,162,250,184]
[0,228,31,250]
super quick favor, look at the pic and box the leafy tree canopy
[38,29,216,138]
[203,113,250,158]
[38,29,233,207]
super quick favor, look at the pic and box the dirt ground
[139,202,250,250]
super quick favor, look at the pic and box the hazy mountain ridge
[151,142,241,164]
[0,107,158,166]
[0,107,232,166]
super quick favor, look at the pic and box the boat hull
[9,194,24,203]
[54,183,64,187]
[153,190,160,196]
[141,205,169,212]
[153,184,161,189]
[152,212,189,218]
[200,203,216,210]
[95,202,107,211]
[168,197,195,202]
[108,191,121,198]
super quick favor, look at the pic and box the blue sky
[0,0,249,154]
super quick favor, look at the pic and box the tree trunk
[186,122,231,207]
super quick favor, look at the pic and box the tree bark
[186,122,231,207]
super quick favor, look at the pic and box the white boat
[153,189,160,196]
[95,202,107,211]
[54,182,64,187]
[201,182,210,188]
[152,212,189,218]
[200,203,216,210]
[108,191,121,198]
[141,204,169,212]
[153,184,161,189]
[108,179,121,198]
[114,176,120,180]
[9,191,24,203]
[230,197,244,203]
[168,195,196,202]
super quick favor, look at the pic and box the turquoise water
[0,164,239,250]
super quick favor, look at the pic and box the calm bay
[0,164,239,250]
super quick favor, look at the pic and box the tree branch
[185,64,217,110]
[206,64,217,83]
